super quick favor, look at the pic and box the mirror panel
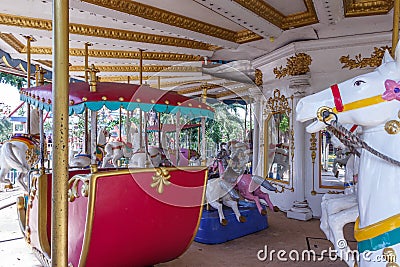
[319,130,345,189]
[264,89,292,184]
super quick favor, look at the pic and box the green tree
[0,118,12,142]
[0,73,26,89]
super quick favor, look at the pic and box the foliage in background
[0,118,12,142]
[0,73,26,89]
[279,114,289,133]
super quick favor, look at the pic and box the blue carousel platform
[195,201,268,244]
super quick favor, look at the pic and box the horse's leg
[15,171,28,191]
[320,196,331,241]
[102,153,112,168]
[223,198,246,223]
[328,205,359,267]
[241,191,265,215]
[208,201,227,225]
[253,188,274,211]
[0,167,12,191]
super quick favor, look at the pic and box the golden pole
[139,49,144,85]
[138,49,143,149]
[51,0,69,265]
[25,36,33,134]
[393,0,400,57]
[157,76,161,89]
[200,85,207,165]
[36,66,46,172]
[84,42,92,154]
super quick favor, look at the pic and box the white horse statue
[102,125,135,168]
[320,127,360,267]
[69,127,108,168]
[0,108,40,191]
[297,45,400,266]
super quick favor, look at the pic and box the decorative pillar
[249,89,263,175]
[286,74,313,221]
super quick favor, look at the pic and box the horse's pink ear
[383,50,394,64]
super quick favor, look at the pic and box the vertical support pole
[51,0,69,265]
[175,111,181,166]
[25,36,32,134]
[393,0,400,57]
[36,66,46,172]
[84,42,92,154]
[119,107,122,142]
[138,49,144,150]
[139,49,144,85]
[200,85,207,165]
[157,76,161,89]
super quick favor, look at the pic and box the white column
[250,93,263,175]
[288,75,310,202]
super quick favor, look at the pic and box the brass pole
[84,43,92,154]
[200,86,207,165]
[157,76,161,89]
[25,36,33,134]
[36,66,46,172]
[393,0,400,57]
[175,111,180,166]
[119,107,122,142]
[139,49,144,85]
[51,0,69,266]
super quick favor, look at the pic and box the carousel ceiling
[0,0,396,101]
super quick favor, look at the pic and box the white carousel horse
[320,128,360,267]
[205,158,245,225]
[0,108,40,191]
[296,46,400,266]
[102,125,136,168]
[69,127,108,168]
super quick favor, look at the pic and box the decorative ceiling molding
[69,65,201,73]
[0,33,24,52]
[343,0,393,17]
[273,53,312,79]
[339,46,391,69]
[0,13,217,51]
[216,87,248,98]
[233,0,318,30]
[177,84,221,95]
[95,75,178,82]
[81,0,261,44]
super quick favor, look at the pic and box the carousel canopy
[20,82,214,118]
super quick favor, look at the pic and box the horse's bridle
[317,84,386,123]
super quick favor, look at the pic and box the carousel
[8,58,215,266]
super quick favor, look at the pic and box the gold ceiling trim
[97,75,178,82]
[69,65,201,73]
[233,0,318,30]
[273,53,312,79]
[177,84,221,95]
[81,0,261,44]
[0,33,24,52]
[30,47,202,61]
[340,46,391,69]
[343,0,393,17]
[35,60,52,68]
[0,13,217,51]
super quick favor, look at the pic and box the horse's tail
[3,142,29,172]
[251,175,277,191]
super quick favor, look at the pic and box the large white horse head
[296,45,400,132]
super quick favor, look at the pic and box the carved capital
[273,53,312,79]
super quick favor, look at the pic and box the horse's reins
[318,84,400,167]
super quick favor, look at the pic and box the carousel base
[195,201,268,244]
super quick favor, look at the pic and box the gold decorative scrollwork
[68,175,90,202]
[273,53,312,79]
[266,89,291,114]
[340,46,391,70]
[151,168,171,194]
[255,69,263,86]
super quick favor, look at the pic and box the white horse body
[0,108,40,191]
[296,48,400,266]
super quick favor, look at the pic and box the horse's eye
[354,80,365,86]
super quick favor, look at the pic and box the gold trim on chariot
[354,214,400,242]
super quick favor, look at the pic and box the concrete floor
[0,188,353,266]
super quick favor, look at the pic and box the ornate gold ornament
[266,89,291,113]
[25,147,39,167]
[255,69,263,86]
[340,46,391,70]
[151,168,171,194]
[382,247,398,265]
[233,0,318,30]
[69,65,201,73]
[273,53,312,79]
[68,175,90,202]
[385,120,400,135]
[81,0,260,44]
[343,0,393,17]
[0,13,216,51]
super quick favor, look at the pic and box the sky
[0,83,22,110]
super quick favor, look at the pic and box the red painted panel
[84,169,206,267]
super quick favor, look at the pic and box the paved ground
[0,187,352,266]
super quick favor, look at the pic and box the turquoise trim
[20,95,214,118]
[358,227,400,253]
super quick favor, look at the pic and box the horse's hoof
[221,219,228,226]
[4,184,13,190]
[239,216,246,223]
[273,206,280,212]
[261,209,268,216]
